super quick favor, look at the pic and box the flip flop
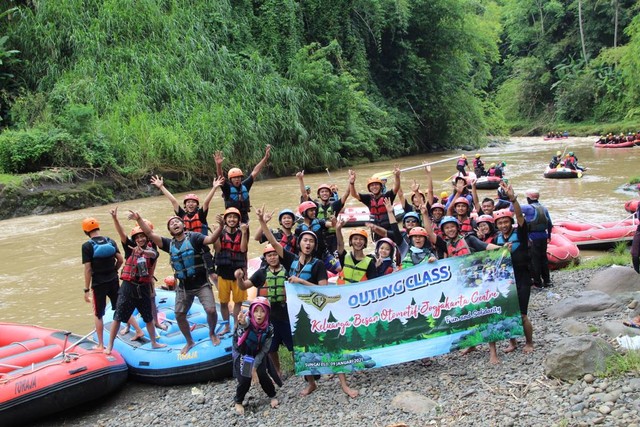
[622,321,640,329]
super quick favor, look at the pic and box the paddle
[372,156,460,179]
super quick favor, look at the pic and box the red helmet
[183,193,199,204]
[263,244,277,255]
[228,167,244,179]
[493,209,514,223]
[166,215,184,230]
[408,227,429,237]
[476,215,495,225]
[431,203,445,212]
[298,201,317,215]
[317,184,332,195]
[454,197,470,207]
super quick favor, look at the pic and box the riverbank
[32,266,640,427]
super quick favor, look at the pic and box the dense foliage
[0,0,638,178]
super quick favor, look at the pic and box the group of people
[457,154,506,179]
[549,150,585,171]
[81,144,554,413]
[597,132,640,145]
[545,131,569,139]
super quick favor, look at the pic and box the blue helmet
[439,216,460,231]
[278,209,296,223]
[402,211,421,225]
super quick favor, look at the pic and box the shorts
[217,277,247,304]
[269,318,293,352]
[114,281,153,323]
[92,278,120,319]
[514,266,532,315]
[175,283,216,314]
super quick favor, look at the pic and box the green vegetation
[568,242,631,270]
[600,350,640,378]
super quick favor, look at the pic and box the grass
[600,350,640,378]
[0,173,23,186]
[588,325,599,333]
[566,243,631,271]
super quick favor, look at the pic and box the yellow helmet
[475,153,481,158]
[461,154,467,159]
[556,151,561,156]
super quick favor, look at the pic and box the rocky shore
[34,266,640,427]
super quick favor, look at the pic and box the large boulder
[544,336,616,381]
[586,266,640,295]
[545,290,620,318]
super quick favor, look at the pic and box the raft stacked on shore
[553,218,637,249]
[99,290,233,385]
[0,323,128,426]
[547,233,580,270]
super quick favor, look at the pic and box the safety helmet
[490,163,496,168]
[304,185,311,191]
[130,226,145,238]
[163,276,176,290]
[375,237,396,251]
[493,209,514,224]
[228,167,244,179]
[250,296,271,313]
[439,216,460,231]
[454,197,470,207]
[263,244,277,255]
[431,203,445,212]
[183,193,199,204]
[408,227,429,237]
[440,191,449,201]
[568,152,574,156]
[501,161,506,166]
[298,230,318,244]
[278,209,295,223]
[166,215,184,230]
[349,228,368,245]
[403,212,420,224]
[367,177,384,191]
[461,154,467,159]
[556,150,561,156]
[475,153,481,158]
[525,189,540,200]
[317,184,332,195]
[298,201,317,216]
[82,218,100,233]
[411,190,426,204]
[223,207,241,219]
[476,215,495,225]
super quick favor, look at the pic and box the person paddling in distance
[81,217,124,350]
[129,211,223,354]
[105,209,166,355]
[214,144,272,224]
[255,205,358,398]
[150,175,224,284]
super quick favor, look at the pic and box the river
[0,136,637,332]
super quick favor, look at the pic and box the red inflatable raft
[594,140,636,148]
[547,233,580,270]
[337,206,370,227]
[625,200,639,214]
[0,323,128,426]
[553,218,638,248]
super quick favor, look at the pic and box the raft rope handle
[0,351,91,383]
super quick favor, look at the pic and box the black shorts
[92,278,120,319]
[269,318,293,352]
[113,281,153,323]
[514,266,532,315]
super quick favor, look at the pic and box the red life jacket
[183,212,204,233]
[458,217,474,235]
[457,159,467,167]
[120,243,155,284]
[446,236,471,257]
[215,229,246,269]
[369,196,389,226]
[488,168,497,177]
[279,232,297,253]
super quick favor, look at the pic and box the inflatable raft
[543,166,582,179]
[475,176,502,190]
[337,206,370,227]
[0,323,128,426]
[547,233,580,270]
[553,218,638,248]
[99,290,233,385]
[625,200,639,214]
[594,140,636,148]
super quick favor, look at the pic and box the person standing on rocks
[521,189,553,288]
[494,182,534,355]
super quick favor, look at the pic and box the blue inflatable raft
[98,290,233,385]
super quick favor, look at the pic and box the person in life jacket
[236,244,294,379]
[255,205,358,399]
[446,196,476,237]
[487,163,498,176]
[335,225,377,284]
[495,161,506,178]
[349,167,400,241]
[445,175,473,213]
[440,216,499,259]
[295,200,341,274]
[81,217,124,350]
[232,297,281,415]
[493,182,535,358]
[214,144,272,224]
[214,207,249,336]
[473,154,486,177]
[150,175,224,282]
[549,151,562,169]
[373,237,400,276]
[297,170,350,254]
[429,203,446,235]
[520,189,553,288]
[105,211,166,355]
[401,227,438,268]
[456,154,469,176]
[129,210,224,354]
[475,215,498,243]
[254,208,297,254]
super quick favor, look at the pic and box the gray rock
[564,318,591,335]
[584,373,595,383]
[544,336,616,380]
[587,266,640,295]
[390,391,438,414]
[601,320,640,337]
[546,291,620,318]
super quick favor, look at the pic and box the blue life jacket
[226,185,251,213]
[289,257,319,282]
[169,233,203,279]
[89,238,116,258]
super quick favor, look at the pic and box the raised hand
[150,175,163,188]
[213,151,225,166]
[110,206,118,218]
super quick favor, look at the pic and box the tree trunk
[613,0,619,47]
[578,0,588,64]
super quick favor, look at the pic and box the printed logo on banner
[299,292,341,310]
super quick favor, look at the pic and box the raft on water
[543,166,583,179]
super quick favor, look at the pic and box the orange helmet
[223,207,241,219]
[349,228,368,245]
[82,218,100,233]
[183,193,199,204]
[408,227,429,237]
[228,168,244,179]
[298,201,317,215]
[263,244,277,255]
[130,226,145,238]
[317,184,332,195]
[163,276,176,290]
[367,177,384,191]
